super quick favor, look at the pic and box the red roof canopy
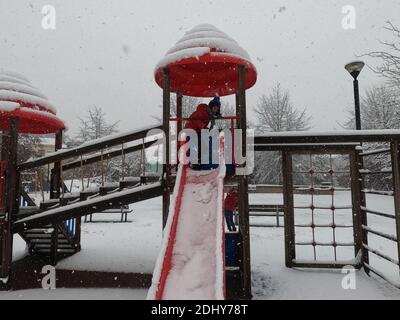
[155,53,257,97]
[0,71,65,134]
[154,24,257,98]
[0,106,65,134]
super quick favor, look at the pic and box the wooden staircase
[15,176,162,261]
[1,124,163,287]
[20,225,79,258]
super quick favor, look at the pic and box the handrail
[255,130,400,145]
[18,124,162,171]
[62,140,156,172]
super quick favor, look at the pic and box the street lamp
[345,61,365,130]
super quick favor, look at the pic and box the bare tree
[254,83,312,133]
[73,106,121,185]
[344,85,400,130]
[251,83,312,185]
[365,21,400,89]
[343,84,400,191]
[77,106,120,142]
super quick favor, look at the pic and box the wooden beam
[390,140,400,276]
[162,68,171,229]
[255,132,400,145]
[176,93,183,136]
[50,130,63,199]
[237,65,251,299]
[61,141,155,172]
[13,183,163,233]
[350,150,365,266]
[1,117,19,284]
[282,151,295,267]
[255,144,359,152]
[238,65,247,159]
[51,223,59,265]
[18,125,163,171]
[357,148,369,271]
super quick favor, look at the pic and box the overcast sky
[1,0,399,136]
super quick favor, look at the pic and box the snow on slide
[147,135,226,300]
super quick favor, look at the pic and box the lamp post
[345,61,365,130]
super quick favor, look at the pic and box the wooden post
[51,224,59,265]
[282,151,295,267]
[0,117,19,287]
[50,130,63,199]
[237,65,251,299]
[49,130,63,264]
[177,93,183,136]
[390,140,400,275]
[162,68,171,229]
[75,217,82,252]
[350,150,365,268]
[357,149,369,270]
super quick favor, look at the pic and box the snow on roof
[0,90,56,114]
[0,70,30,83]
[155,47,210,72]
[0,75,34,87]
[0,101,20,112]
[156,24,252,70]
[179,30,234,43]
[0,81,47,100]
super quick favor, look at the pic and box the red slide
[147,135,226,300]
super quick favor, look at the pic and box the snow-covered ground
[3,192,400,300]
[250,193,400,299]
[0,289,147,300]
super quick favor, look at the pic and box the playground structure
[0,25,399,298]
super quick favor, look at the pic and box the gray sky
[1,0,399,135]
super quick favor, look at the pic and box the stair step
[29,239,69,244]
[24,230,66,235]
[24,228,55,234]
[36,248,76,254]
[24,233,67,239]
[34,244,75,249]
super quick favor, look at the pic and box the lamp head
[345,61,365,80]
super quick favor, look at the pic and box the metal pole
[354,79,362,130]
